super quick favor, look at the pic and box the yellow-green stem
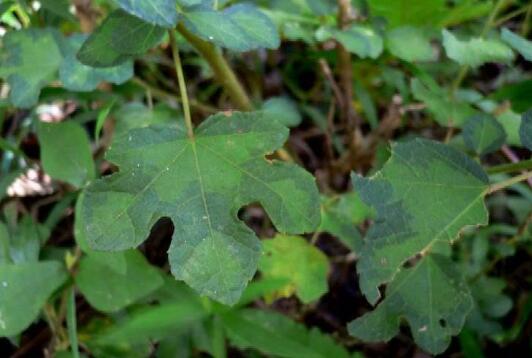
[487,171,532,194]
[169,30,194,138]
[452,0,509,93]
[177,23,253,111]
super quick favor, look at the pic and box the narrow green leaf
[38,121,95,188]
[76,250,163,312]
[94,300,207,345]
[520,109,532,150]
[222,308,350,358]
[348,254,473,354]
[442,29,515,68]
[258,235,328,303]
[353,138,489,304]
[80,111,320,305]
[463,114,507,155]
[66,287,80,358]
[77,10,165,68]
[95,100,116,143]
[0,28,62,108]
[501,28,532,61]
[0,261,67,337]
[60,34,133,92]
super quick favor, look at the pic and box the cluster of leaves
[0,0,531,357]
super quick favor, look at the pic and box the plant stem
[452,0,508,93]
[522,0,532,36]
[169,30,194,138]
[487,159,532,174]
[177,23,253,111]
[131,77,216,114]
[487,171,532,194]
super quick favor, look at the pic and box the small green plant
[1,0,531,357]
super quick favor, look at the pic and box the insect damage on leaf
[80,111,320,305]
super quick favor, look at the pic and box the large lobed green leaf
[349,253,473,354]
[80,111,320,305]
[353,138,489,305]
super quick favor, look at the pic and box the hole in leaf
[439,319,447,328]
[402,253,423,268]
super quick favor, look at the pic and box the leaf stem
[522,0,532,36]
[452,0,509,93]
[177,23,253,111]
[487,159,532,174]
[487,171,532,194]
[169,30,194,138]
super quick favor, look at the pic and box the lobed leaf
[349,254,473,354]
[79,111,320,304]
[353,138,489,304]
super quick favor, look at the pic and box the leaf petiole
[169,30,194,138]
[487,171,532,194]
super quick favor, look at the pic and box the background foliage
[0,0,531,357]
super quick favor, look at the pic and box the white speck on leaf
[418,325,428,332]
[1,282,7,288]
